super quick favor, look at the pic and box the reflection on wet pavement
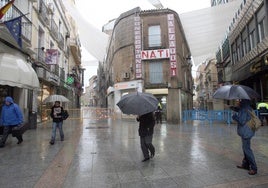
[0,117,268,187]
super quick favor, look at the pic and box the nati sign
[141,49,170,60]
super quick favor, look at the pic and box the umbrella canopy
[116,92,158,116]
[43,94,70,103]
[213,85,260,100]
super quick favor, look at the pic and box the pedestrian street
[0,118,268,188]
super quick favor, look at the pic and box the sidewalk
[0,118,268,188]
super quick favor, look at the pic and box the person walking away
[155,104,162,124]
[50,101,64,145]
[257,102,268,126]
[0,96,23,147]
[232,99,257,175]
[136,112,155,162]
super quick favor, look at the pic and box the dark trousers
[155,112,162,123]
[140,135,155,159]
[0,126,23,145]
[241,137,257,171]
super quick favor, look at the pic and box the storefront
[0,53,40,128]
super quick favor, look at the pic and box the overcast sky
[75,0,211,85]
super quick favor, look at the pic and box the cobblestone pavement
[0,118,268,188]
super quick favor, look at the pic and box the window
[258,19,265,42]
[148,25,161,47]
[257,5,266,43]
[149,62,163,84]
[242,28,248,56]
[249,19,256,50]
[236,37,241,60]
[249,30,256,50]
[231,43,237,64]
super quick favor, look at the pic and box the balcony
[0,4,32,47]
[50,19,59,41]
[58,33,64,50]
[39,1,50,26]
[70,38,82,64]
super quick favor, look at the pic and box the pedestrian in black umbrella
[136,112,155,162]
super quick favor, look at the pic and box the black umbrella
[116,92,158,116]
[213,85,260,100]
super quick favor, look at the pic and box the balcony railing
[50,19,59,41]
[58,33,64,50]
[39,1,50,26]
[0,4,32,43]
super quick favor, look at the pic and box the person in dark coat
[136,112,155,162]
[232,99,257,175]
[49,101,64,145]
[155,105,162,124]
[0,96,23,147]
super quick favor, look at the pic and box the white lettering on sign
[141,49,170,60]
[167,14,177,77]
[134,16,142,79]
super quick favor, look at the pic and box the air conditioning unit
[122,72,130,79]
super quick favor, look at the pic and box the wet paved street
[0,118,268,188]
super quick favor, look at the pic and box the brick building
[104,7,194,123]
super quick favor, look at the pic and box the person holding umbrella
[232,99,257,175]
[136,112,156,162]
[117,92,158,162]
[49,101,65,145]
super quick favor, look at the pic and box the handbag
[247,110,262,131]
[62,110,69,120]
[12,123,27,137]
[0,126,3,135]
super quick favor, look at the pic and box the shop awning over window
[0,53,39,90]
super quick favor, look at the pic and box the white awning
[0,53,39,90]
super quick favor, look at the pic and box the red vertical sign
[134,16,142,79]
[167,14,177,77]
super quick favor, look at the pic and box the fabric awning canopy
[0,53,39,90]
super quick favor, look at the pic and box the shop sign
[141,49,170,60]
[67,76,74,84]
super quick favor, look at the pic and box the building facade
[104,7,194,123]
[195,59,221,110]
[211,0,239,6]
[81,75,98,107]
[0,0,82,125]
[216,0,268,103]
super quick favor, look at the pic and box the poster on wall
[45,49,59,65]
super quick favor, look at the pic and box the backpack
[247,110,261,131]
[62,110,69,120]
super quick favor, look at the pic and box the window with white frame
[242,28,248,56]
[257,5,266,43]
[149,62,163,84]
[249,19,256,50]
[148,25,161,47]
[258,19,265,42]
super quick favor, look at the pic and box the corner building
[105,8,193,123]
